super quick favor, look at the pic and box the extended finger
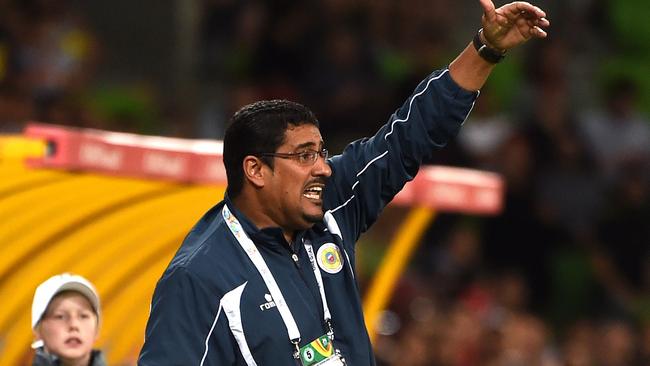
[526,17,550,28]
[529,26,547,38]
[479,0,497,22]
[502,1,546,19]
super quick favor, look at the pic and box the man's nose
[313,156,332,177]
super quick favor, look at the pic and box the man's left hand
[479,0,550,51]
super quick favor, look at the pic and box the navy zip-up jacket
[138,69,478,366]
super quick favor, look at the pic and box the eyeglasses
[258,148,329,166]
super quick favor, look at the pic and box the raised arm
[324,1,549,247]
[449,0,550,91]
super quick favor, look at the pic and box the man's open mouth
[303,185,324,200]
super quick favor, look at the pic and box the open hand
[479,0,550,51]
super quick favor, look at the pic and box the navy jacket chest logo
[314,242,344,274]
[259,293,277,311]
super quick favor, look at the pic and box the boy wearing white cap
[31,273,106,366]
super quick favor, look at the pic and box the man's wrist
[473,28,506,64]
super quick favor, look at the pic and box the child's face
[35,291,99,364]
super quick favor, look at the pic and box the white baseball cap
[31,273,101,330]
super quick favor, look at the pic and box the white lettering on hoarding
[142,152,186,177]
[78,143,124,170]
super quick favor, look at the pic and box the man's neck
[230,195,294,244]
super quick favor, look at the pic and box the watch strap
[473,28,506,64]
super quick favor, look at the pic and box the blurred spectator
[424,219,483,303]
[642,324,650,365]
[578,77,650,184]
[199,0,263,84]
[588,161,650,321]
[0,85,35,132]
[595,320,639,366]
[561,321,596,366]
[304,22,382,151]
[494,313,559,366]
[13,0,99,122]
[522,70,604,240]
[0,0,101,131]
[480,132,556,314]
[457,88,514,171]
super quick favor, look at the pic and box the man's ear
[242,156,266,189]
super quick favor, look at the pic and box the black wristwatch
[473,28,506,64]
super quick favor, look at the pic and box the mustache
[305,177,328,187]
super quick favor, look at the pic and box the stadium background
[1,0,649,365]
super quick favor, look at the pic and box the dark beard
[303,211,324,224]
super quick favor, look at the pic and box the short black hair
[223,100,319,198]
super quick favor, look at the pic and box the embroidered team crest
[316,243,343,274]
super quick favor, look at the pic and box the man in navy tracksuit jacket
[139,2,549,365]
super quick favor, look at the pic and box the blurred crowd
[0,0,99,132]
[2,0,650,365]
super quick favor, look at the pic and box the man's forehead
[283,124,324,148]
